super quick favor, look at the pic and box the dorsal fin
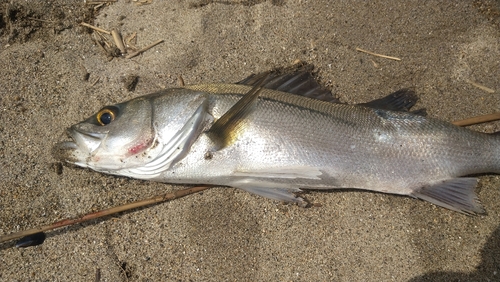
[359,88,418,112]
[208,72,269,149]
[237,64,339,103]
[238,65,424,114]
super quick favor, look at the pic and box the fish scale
[53,70,500,214]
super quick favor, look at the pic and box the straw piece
[91,77,100,86]
[124,32,138,49]
[356,47,401,61]
[111,29,126,55]
[466,80,495,94]
[80,22,111,35]
[84,0,117,4]
[125,39,164,59]
[27,17,57,24]
[178,75,185,87]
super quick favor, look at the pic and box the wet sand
[1,0,499,281]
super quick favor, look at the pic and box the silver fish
[53,68,500,214]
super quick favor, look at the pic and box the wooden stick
[0,186,211,244]
[356,47,401,61]
[80,22,111,35]
[125,39,164,59]
[452,112,500,126]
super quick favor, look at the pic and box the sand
[1,0,499,281]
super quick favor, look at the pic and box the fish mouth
[68,125,106,148]
[52,127,106,163]
[52,138,79,163]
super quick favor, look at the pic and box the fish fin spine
[208,73,269,149]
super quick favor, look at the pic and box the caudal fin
[411,178,484,215]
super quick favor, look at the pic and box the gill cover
[54,97,156,171]
[123,100,210,179]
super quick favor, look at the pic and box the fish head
[53,97,157,171]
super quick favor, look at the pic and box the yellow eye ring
[96,108,116,126]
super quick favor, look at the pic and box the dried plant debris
[0,2,93,44]
[189,0,284,9]
[84,0,118,12]
[356,47,401,61]
[133,0,153,6]
[122,75,139,92]
[466,79,495,94]
[80,22,163,60]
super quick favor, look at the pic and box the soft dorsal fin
[359,88,419,112]
[208,73,269,149]
[361,88,426,115]
[237,65,339,103]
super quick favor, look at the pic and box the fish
[53,66,500,214]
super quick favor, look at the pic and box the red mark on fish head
[127,138,153,156]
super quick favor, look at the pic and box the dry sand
[1,0,499,281]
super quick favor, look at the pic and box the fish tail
[411,131,500,215]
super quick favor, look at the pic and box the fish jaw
[52,139,90,168]
[53,126,160,172]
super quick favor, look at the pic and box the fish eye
[96,108,116,126]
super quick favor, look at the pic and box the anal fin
[411,178,484,215]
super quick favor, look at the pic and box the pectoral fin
[208,73,268,149]
[411,178,484,214]
[230,179,307,207]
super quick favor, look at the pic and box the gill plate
[124,100,209,179]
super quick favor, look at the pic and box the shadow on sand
[409,225,500,281]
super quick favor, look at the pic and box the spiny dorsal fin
[237,64,339,103]
[208,72,269,149]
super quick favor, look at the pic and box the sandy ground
[1,0,499,281]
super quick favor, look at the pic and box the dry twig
[125,39,164,59]
[84,0,117,4]
[356,47,401,61]
[80,22,111,35]
[0,186,212,245]
[452,112,500,127]
[466,79,495,94]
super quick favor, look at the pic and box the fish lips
[52,125,107,164]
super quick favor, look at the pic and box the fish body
[54,70,500,214]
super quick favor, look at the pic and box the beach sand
[1,0,499,281]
